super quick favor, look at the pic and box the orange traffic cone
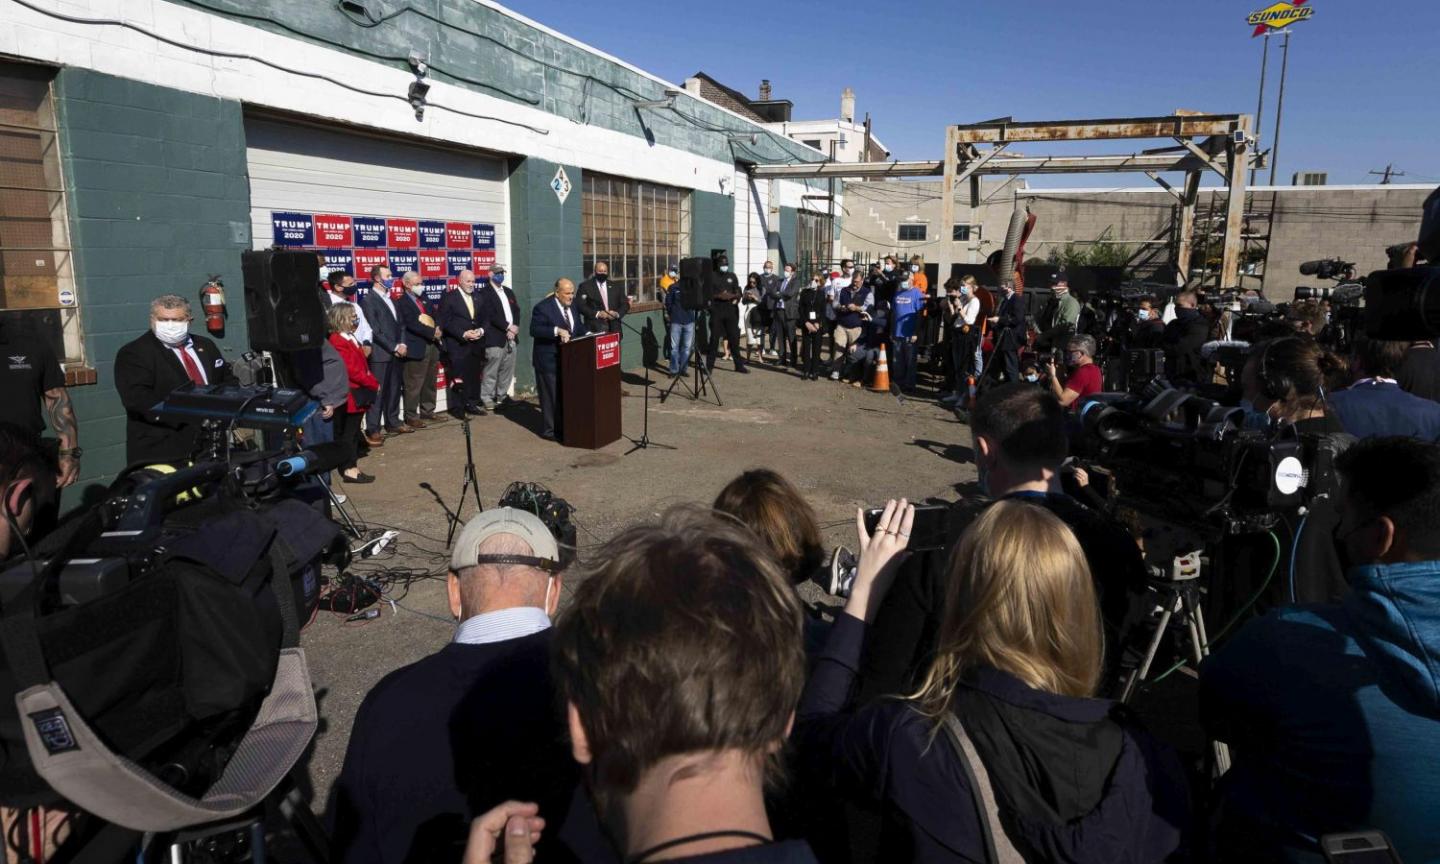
[869,345,891,392]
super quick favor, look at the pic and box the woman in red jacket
[327,302,379,484]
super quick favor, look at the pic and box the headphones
[1257,336,1300,402]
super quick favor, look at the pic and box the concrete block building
[0,0,840,497]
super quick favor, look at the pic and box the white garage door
[732,166,772,277]
[245,116,508,277]
[245,116,509,409]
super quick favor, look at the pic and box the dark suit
[114,330,234,465]
[397,291,441,419]
[576,277,628,335]
[765,274,799,363]
[991,292,1024,382]
[529,297,587,439]
[1163,308,1210,385]
[1329,380,1440,441]
[363,290,405,432]
[439,288,486,409]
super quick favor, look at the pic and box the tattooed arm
[43,386,79,488]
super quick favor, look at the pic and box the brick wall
[53,68,253,503]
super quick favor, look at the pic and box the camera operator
[1131,298,1165,349]
[1044,333,1102,411]
[1200,437,1440,864]
[859,384,1147,701]
[1034,271,1080,351]
[1163,290,1209,385]
[1330,335,1440,441]
[1285,299,1326,340]
[0,423,56,562]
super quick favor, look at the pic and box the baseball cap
[450,507,560,572]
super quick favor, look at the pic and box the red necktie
[178,346,205,386]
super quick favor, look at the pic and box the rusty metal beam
[1174,137,1229,182]
[750,151,1259,180]
[1144,171,1184,203]
[951,114,1243,144]
[1175,170,1203,283]
[940,126,958,261]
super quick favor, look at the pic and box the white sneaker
[830,371,841,381]
[332,492,348,504]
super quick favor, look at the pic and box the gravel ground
[295,353,977,816]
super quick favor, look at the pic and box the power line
[1368,164,1406,185]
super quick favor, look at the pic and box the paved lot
[296,354,976,815]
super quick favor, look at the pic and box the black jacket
[114,330,234,465]
[576,277,628,334]
[1164,308,1211,384]
[795,615,1188,864]
[363,291,405,363]
[328,631,614,864]
[708,271,742,312]
[438,288,485,360]
[396,292,440,357]
[796,285,827,329]
[477,284,521,350]
[992,292,1025,350]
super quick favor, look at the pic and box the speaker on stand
[242,250,329,353]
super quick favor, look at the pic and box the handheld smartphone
[864,504,950,552]
[1320,832,1403,864]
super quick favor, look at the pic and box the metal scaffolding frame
[750,112,1263,289]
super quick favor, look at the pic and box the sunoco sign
[1248,0,1314,36]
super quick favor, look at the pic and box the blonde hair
[910,500,1102,720]
[326,301,358,335]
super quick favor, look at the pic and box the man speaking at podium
[530,278,589,441]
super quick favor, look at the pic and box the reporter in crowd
[1240,336,1348,435]
[1285,299,1327,339]
[1163,289,1210,384]
[795,499,1188,863]
[797,272,828,381]
[325,302,378,484]
[396,271,443,428]
[940,276,980,405]
[860,384,1147,701]
[1130,297,1166,348]
[331,507,601,863]
[1200,437,1440,863]
[1044,333,1103,411]
[1035,271,1080,351]
[1329,334,1440,441]
[551,506,814,863]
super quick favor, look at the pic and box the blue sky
[503,0,1437,188]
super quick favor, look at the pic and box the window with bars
[582,173,690,303]
[898,223,927,242]
[0,62,82,363]
[952,223,979,242]
[795,210,833,272]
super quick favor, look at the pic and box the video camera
[1298,257,1356,281]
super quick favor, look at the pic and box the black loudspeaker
[242,250,328,352]
[679,256,713,281]
[678,256,713,311]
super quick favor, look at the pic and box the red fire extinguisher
[200,275,227,335]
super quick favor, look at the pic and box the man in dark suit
[360,267,407,444]
[576,261,628,336]
[330,507,608,864]
[439,268,487,417]
[530,278,588,441]
[477,265,522,412]
[705,252,749,374]
[395,271,444,428]
[115,293,235,465]
[985,282,1024,383]
[1330,335,1440,441]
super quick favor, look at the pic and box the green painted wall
[691,191,734,260]
[507,156,580,392]
[53,68,253,506]
[164,0,825,172]
[777,206,798,267]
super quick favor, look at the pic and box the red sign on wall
[595,332,620,370]
[353,249,389,284]
[445,222,472,249]
[314,214,354,247]
[418,250,448,279]
[387,218,419,248]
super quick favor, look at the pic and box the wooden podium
[559,332,622,449]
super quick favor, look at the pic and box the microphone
[275,442,348,477]
[1298,260,1326,276]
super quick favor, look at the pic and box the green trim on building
[777,206,798,267]
[507,156,581,391]
[53,68,253,504]
[690,191,734,261]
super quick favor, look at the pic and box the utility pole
[1268,28,1291,186]
[1251,31,1270,187]
[1369,164,1405,185]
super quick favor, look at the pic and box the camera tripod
[1120,550,1231,773]
[659,311,722,407]
[619,318,675,454]
[444,411,485,546]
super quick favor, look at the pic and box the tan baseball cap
[450,507,560,571]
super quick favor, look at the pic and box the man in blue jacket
[891,276,925,392]
[530,278,588,441]
[1329,335,1440,441]
[1201,436,1440,863]
[663,276,696,384]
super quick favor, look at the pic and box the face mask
[1137,309,1151,321]
[668,270,677,278]
[491,273,504,285]
[340,283,358,296]
[719,265,729,273]
[1023,374,1039,383]
[910,265,920,273]
[595,273,607,282]
[810,280,819,288]
[409,284,424,296]
[153,320,189,346]
[763,268,773,276]
[902,278,912,287]
[883,264,893,273]
[784,270,793,278]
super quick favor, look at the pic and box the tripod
[1120,551,1231,773]
[620,318,675,454]
[444,412,485,546]
[659,310,722,407]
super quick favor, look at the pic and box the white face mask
[1137,309,1151,321]
[763,268,773,275]
[1024,374,1039,383]
[719,265,729,273]
[668,270,677,278]
[409,284,424,296]
[883,264,894,273]
[810,280,819,288]
[910,265,920,273]
[784,270,793,278]
[153,320,189,346]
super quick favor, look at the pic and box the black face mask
[341,284,358,296]
[595,273,607,283]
